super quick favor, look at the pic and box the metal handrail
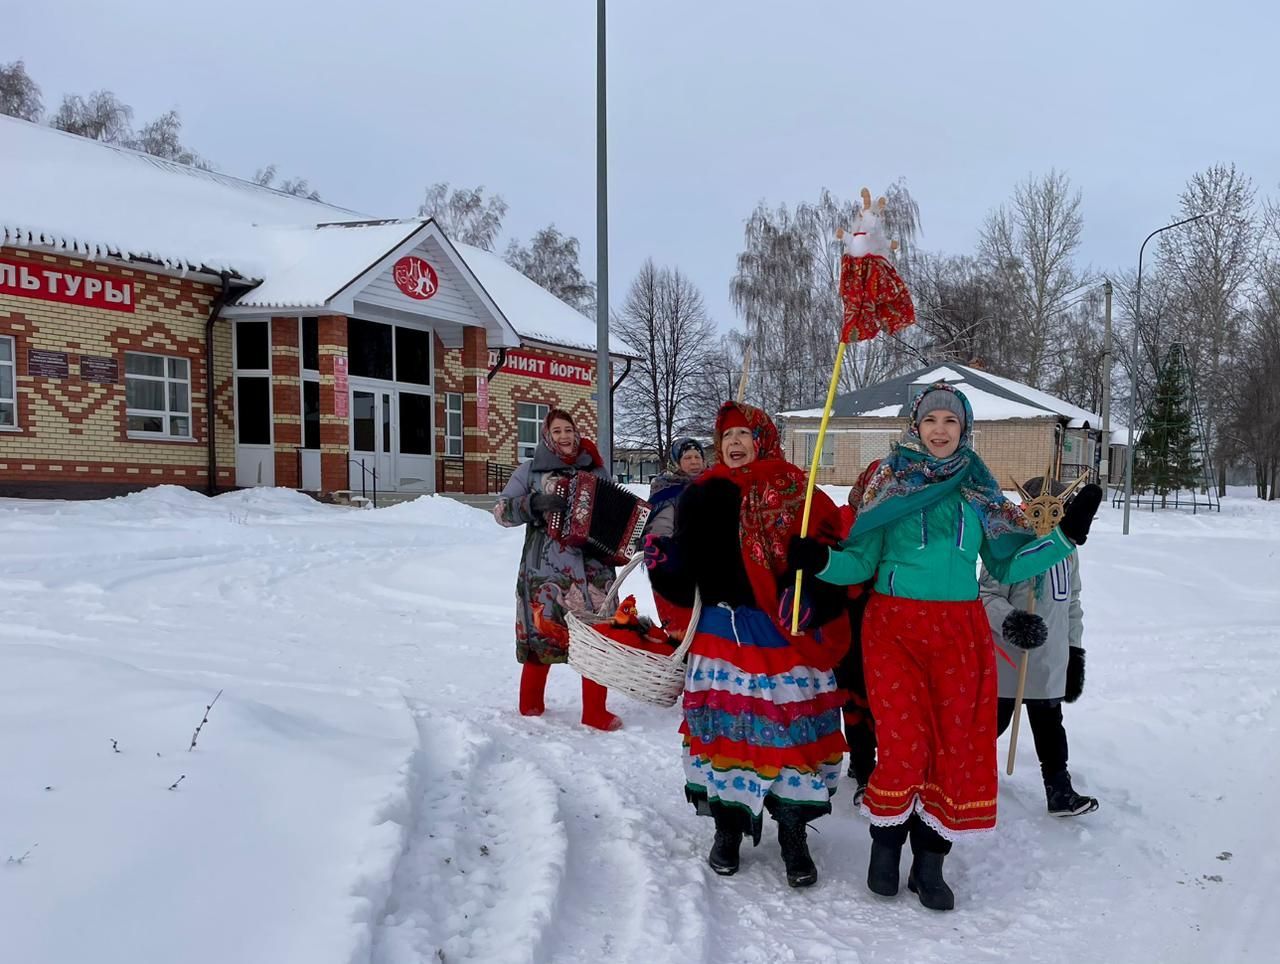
[347,454,378,508]
[486,460,515,493]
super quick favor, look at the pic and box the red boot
[519,661,550,716]
[581,677,623,731]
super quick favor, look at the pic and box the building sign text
[0,257,135,313]
[79,355,120,383]
[488,349,593,387]
[28,349,70,378]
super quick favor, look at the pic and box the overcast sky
[8,0,1278,330]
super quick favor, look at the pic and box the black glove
[777,584,814,630]
[787,535,831,575]
[643,533,676,571]
[530,492,568,516]
[1064,647,1086,702]
[1003,609,1048,650]
[1059,483,1103,545]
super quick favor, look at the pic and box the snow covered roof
[0,115,620,356]
[231,221,425,308]
[779,362,1129,439]
[0,114,362,277]
[453,241,632,356]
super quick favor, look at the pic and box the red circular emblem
[393,256,439,300]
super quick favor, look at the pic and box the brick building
[0,116,628,500]
[778,364,1129,489]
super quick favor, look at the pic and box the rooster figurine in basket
[589,594,678,656]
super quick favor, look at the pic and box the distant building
[778,364,1128,489]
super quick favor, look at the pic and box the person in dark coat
[642,437,705,633]
[647,402,851,888]
[493,409,622,731]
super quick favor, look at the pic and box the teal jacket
[817,491,1075,602]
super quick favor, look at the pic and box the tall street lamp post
[1122,213,1215,534]
[595,0,612,472]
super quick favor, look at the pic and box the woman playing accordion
[493,408,623,731]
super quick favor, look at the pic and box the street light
[1121,212,1217,534]
[595,0,612,472]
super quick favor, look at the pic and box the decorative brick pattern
[0,246,235,493]
[434,339,603,492]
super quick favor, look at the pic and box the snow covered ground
[1,485,1277,964]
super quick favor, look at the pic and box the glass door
[349,387,395,492]
[395,389,435,492]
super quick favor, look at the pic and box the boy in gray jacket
[980,477,1098,818]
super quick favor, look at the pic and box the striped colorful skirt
[681,604,847,821]
[860,593,1000,839]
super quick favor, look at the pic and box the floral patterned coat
[493,444,615,665]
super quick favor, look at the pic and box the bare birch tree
[978,169,1087,388]
[418,182,508,251]
[0,60,42,121]
[615,261,718,460]
[1156,163,1258,494]
[50,90,133,143]
[730,182,922,413]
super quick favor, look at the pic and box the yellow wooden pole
[791,340,848,634]
[1006,593,1037,775]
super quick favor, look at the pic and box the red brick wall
[271,317,301,488]
[0,246,235,495]
[317,315,348,493]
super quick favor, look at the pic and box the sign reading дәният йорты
[486,349,593,387]
[0,257,135,313]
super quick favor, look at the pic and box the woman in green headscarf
[789,381,1101,911]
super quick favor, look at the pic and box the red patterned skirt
[860,593,999,839]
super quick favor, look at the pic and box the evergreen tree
[1134,344,1202,505]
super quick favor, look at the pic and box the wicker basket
[566,554,701,707]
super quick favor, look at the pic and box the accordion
[547,473,652,566]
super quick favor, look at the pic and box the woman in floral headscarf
[493,408,622,731]
[790,382,1102,911]
[645,401,851,888]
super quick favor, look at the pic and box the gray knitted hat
[915,388,967,427]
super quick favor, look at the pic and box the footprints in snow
[371,707,703,964]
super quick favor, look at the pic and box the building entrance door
[349,385,395,493]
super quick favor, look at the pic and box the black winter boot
[1044,770,1099,817]
[907,851,955,911]
[708,812,743,876]
[776,814,818,888]
[867,839,903,897]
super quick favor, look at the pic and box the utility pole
[594,0,612,473]
[1099,279,1113,487]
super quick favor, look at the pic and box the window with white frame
[234,322,272,446]
[517,402,550,461]
[0,335,15,429]
[445,392,463,457]
[801,431,836,469]
[126,352,191,439]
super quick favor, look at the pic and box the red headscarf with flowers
[699,401,848,667]
[542,408,603,469]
